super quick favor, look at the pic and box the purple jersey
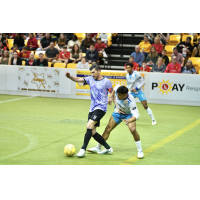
[84,76,113,112]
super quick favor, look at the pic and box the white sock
[135,141,142,152]
[97,143,102,150]
[146,107,155,121]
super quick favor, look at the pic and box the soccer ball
[64,144,76,157]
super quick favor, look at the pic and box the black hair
[186,37,191,41]
[90,44,94,47]
[89,64,101,71]
[198,38,200,41]
[126,62,133,68]
[116,86,128,94]
[173,47,178,50]
[162,49,166,52]
[97,38,101,41]
[73,35,78,41]
[129,56,134,59]
[142,60,147,64]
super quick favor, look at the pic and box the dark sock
[93,132,110,149]
[81,129,92,150]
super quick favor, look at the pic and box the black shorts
[88,109,106,127]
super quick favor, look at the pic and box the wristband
[135,87,138,91]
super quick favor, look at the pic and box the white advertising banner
[149,73,200,101]
[18,66,60,93]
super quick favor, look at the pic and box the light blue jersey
[126,71,147,101]
[112,84,139,125]
[84,76,112,112]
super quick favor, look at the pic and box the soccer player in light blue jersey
[65,64,113,157]
[88,84,143,158]
[126,63,156,125]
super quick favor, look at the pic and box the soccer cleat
[87,146,101,153]
[77,149,86,158]
[152,120,157,125]
[137,151,144,159]
[98,147,113,154]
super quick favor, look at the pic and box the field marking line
[0,127,38,162]
[0,96,35,103]
[120,119,200,165]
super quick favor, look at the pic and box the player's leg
[88,115,118,153]
[141,100,156,125]
[127,121,144,158]
[77,110,112,157]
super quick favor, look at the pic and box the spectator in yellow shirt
[139,36,151,58]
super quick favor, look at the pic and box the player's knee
[131,127,136,135]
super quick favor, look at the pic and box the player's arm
[131,73,146,92]
[113,92,125,114]
[122,116,136,125]
[65,71,84,83]
[108,89,115,105]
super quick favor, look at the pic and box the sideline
[0,96,35,104]
[120,119,200,165]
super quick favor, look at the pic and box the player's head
[89,64,101,80]
[116,86,128,100]
[126,63,133,74]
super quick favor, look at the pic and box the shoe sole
[87,149,99,153]
[138,156,144,159]
[77,154,85,158]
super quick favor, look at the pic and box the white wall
[0,65,200,106]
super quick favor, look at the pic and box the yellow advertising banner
[76,70,145,96]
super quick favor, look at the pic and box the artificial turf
[0,94,199,165]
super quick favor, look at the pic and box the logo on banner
[157,79,173,94]
[31,71,47,89]
[152,79,185,95]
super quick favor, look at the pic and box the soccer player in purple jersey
[65,64,113,157]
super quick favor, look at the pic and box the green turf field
[0,94,200,165]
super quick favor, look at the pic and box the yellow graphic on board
[31,71,47,89]
[157,79,173,95]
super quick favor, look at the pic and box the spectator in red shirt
[140,61,151,72]
[19,46,30,61]
[57,45,70,67]
[95,38,108,64]
[164,56,181,73]
[152,37,163,56]
[124,56,139,71]
[27,33,38,50]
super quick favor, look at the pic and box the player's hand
[116,108,125,114]
[122,119,130,125]
[65,71,71,78]
[132,88,136,92]
[108,97,112,105]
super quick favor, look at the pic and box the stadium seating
[189,57,200,73]
[48,62,51,67]
[67,63,77,69]
[165,45,175,57]
[169,35,180,45]
[22,61,25,66]
[54,63,66,68]
[7,39,14,49]
[75,33,85,43]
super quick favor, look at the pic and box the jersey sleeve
[83,76,90,85]
[135,72,145,89]
[107,79,113,93]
